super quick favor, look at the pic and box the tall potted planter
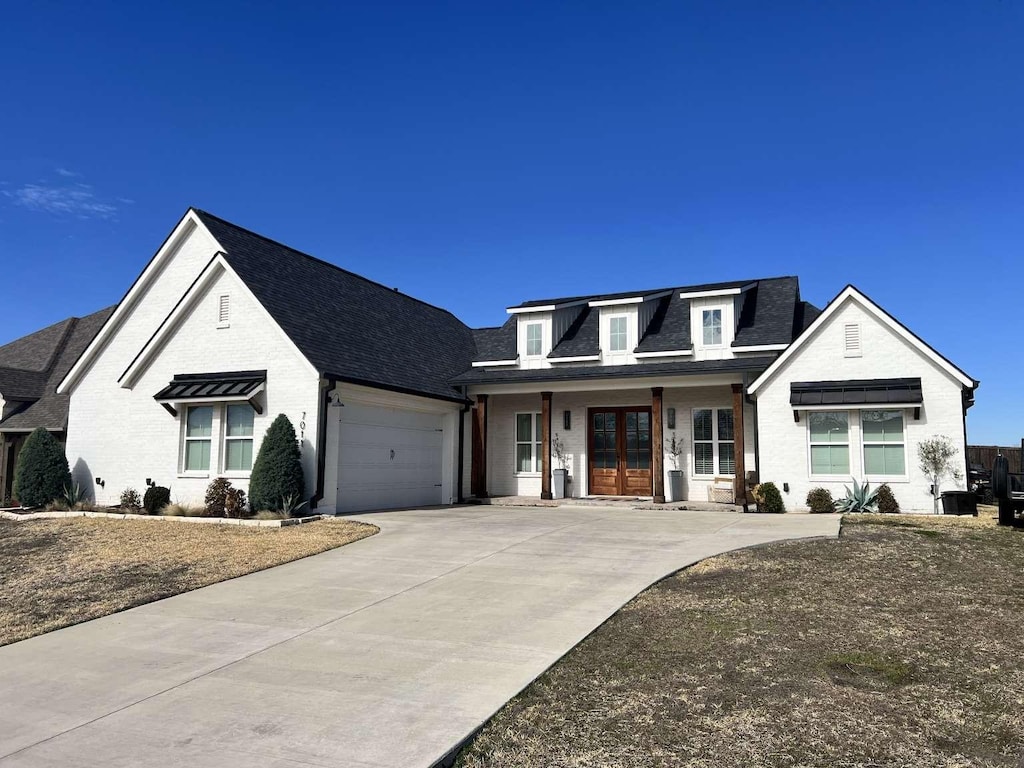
[665,432,685,503]
[552,434,569,500]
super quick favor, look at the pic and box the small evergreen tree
[143,486,171,514]
[13,428,72,508]
[876,483,900,514]
[758,482,787,514]
[248,414,305,513]
[806,487,835,513]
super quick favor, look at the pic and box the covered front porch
[466,377,756,506]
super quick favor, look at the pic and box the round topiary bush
[248,414,305,513]
[13,427,72,508]
[143,486,171,514]
[806,487,835,513]
[876,483,900,514]
[758,481,787,514]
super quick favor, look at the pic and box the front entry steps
[468,495,744,512]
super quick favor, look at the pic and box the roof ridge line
[191,208,471,328]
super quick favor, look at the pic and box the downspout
[457,386,472,504]
[310,377,336,510]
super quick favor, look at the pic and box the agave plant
[834,478,879,513]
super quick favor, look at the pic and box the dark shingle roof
[548,307,599,358]
[0,317,75,372]
[0,307,115,431]
[635,296,692,353]
[452,356,775,385]
[732,277,800,347]
[471,318,517,362]
[796,301,822,333]
[194,210,475,402]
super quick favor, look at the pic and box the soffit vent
[218,294,230,328]
[844,323,861,357]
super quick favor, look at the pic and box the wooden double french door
[588,407,653,496]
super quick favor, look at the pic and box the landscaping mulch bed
[0,517,377,647]
[457,512,1024,767]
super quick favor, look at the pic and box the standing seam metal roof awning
[153,370,266,402]
[790,378,923,407]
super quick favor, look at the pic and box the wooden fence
[968,445,1023,474]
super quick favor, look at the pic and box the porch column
[471,394,488,497]
[0,436,8,501]
[731,383,746,504]
[541,392,553,500]
[651,387,665,503]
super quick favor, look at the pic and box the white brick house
[52,208,975,514]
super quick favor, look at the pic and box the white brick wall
[65,227,320,507]
[753,297,968,512]
[479,384,754,501]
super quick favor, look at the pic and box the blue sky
[1,2,1021,443]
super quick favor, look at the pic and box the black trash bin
[941,491,978,516]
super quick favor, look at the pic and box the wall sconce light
[667,408,676,430]
[783,482,790,493]
[95,477,105,488]
[145,478,155,488]
[563,410,571,430]
[329,392,345,408]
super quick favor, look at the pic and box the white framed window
[702,309,723,346]
[808,411,851,476]
[861,410,906,476]
[525,323,543,357]
[515,412,543,473]
[693,407,735,476]
[609,316,628,352]
[223,403,255,473]
[183,405,214,473]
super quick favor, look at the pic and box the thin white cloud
[3,179,119,220]
[55,167,80,178]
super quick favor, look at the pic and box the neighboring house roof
[748,284,977,395]
[192,210,476,402]
[0,307,115,432]
[452,356,775,386]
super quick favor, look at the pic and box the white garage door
[336,402,445,513]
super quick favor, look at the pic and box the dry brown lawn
[457,512,1024,768]
[0,517,377,646]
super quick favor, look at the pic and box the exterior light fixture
[667,408,676,430]
[563,410,571,430]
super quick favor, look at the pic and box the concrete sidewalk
[0,506,840,767]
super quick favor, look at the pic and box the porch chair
[707,476,734,504]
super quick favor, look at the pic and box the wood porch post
[541,392,553,500]
[471,395,488,497]
[731,383,746,505]
[651,387,665,503]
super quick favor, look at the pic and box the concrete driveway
[0,505,839,767]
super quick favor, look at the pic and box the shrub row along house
[3,208,976,513]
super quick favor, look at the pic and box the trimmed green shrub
[248,414,305,513]
[876,483,900,514]
[758,482,786,514]
[143,486,171,514]
[806,487,835,513]
[204,477,247,518]
[13,428,72,508]
[120,487,142,512]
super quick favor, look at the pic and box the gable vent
[843,323,861,357]
[218,294,230,328]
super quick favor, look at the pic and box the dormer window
[526,323,543,356]
[609,316,628,352]
[702,309,723,346]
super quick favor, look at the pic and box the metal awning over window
[789,378,923,422]
[153,370,266,416]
